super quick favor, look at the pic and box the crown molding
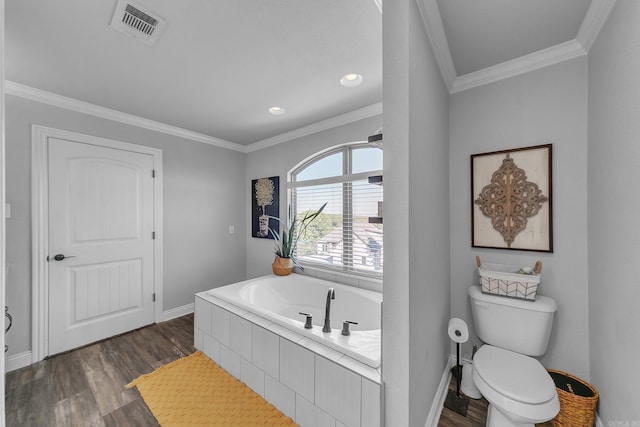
[416,0,457,91]
[419,0,616,95]
[576,0,617,51]
[6,81,381,154]
[5,80,246,152]
[373,0,382,14]
[244,102,383,153]
[451,40,586,94]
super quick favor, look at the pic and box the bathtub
[206,274,382,368]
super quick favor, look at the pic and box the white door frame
[1,0,7,417]
[31,125,163,362]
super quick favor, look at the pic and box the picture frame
[471,144,553,252]
[251,176,280,239]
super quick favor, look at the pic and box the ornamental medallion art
[475,154,547,247]
[471,144,552,252]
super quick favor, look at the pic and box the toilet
[468,285,560,427]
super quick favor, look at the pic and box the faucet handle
[341,320,358,336]
[299,312,313,329]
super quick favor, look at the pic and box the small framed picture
[251,176,279,239]
[471,144,552,252]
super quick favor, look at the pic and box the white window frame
[288,142,383,278]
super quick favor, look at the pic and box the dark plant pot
[272,256,294,276]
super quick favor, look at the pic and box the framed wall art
[251,176,279,239]
[471,144,553,252]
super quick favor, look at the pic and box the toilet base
[487,404,534,427]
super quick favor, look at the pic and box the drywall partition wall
[407,5,451,427]
[5,95,246,358]
[449,57,590,380]
[383,0,451,425]
[382,0,410,423]
[588,1,640,424]
[244,115,382,280]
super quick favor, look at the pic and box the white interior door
[47,137,156,355]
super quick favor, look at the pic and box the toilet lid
[474,345,556,404]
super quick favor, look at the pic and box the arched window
[289,142,383,277]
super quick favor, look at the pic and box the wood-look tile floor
[437,375,489,427]
[437,373,553,427]
[5,314,196,427]
[7,315,556,427]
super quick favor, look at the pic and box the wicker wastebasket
[547,369,599,427]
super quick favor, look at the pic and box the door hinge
[152,293,156,302]
[152,169,156,178]
[152,231,156,239]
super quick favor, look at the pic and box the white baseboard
[162,302,194,321]
[5,351,33,373]
[425,354,456,427]
[5,306,193,374]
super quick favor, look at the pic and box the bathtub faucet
[322,288,336,333]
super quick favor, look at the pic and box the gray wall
[383,0,451,425]
[588,0,640,423]
[449,57,590,379]
[5,95,247,357]
[7,5,638,423]
[244,116,382,279]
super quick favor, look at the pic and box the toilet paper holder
[444,318,470,416]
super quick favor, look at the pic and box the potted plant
[269,203,327,276]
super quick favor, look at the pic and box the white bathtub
[207,274,382,368]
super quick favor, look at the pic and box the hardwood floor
[5,314,196,427]
[437,375,489,427]
[7,315,556,427]
[437,371,554,427]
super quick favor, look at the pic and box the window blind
[289,170,383,277]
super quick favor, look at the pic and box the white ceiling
[437,0,592,76]
[419,0,613,93]
[5,0,382,146]
[5,0,613,149]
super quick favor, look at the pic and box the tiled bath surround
[293,266,383,294]
[195,291,382,427]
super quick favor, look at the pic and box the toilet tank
[468,286,557,356]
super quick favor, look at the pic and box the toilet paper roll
[461,363,482,399]
[447,318,469,344]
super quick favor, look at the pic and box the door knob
[52,254,76,261]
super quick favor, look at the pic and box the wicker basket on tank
[547,369,599,427]
[476,256,542,301]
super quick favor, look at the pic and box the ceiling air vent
[110,0,166,45]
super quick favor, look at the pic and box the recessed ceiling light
[340,73,363,87]
[268,106,286,115]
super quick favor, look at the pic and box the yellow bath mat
[126,351,296,426]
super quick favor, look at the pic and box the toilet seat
[473,345,559,423]
[474,345,556,403]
